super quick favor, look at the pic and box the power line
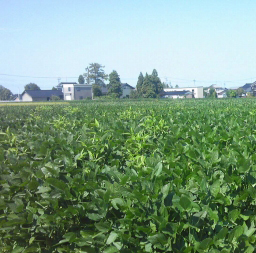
[0,73,256,84]
[0,74,77,79]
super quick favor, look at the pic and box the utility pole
[86,67,90,85]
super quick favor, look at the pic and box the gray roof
[162,90,192,96]
[121,83,135,89]
[23,90,63,98]
[59,82,77,85]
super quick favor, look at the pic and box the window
[76,88,80,91]
[68,87,71,91]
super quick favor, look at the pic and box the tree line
[77,63,164,98]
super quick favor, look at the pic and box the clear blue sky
[1,0,256,93]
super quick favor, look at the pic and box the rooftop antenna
[58,78,61,85]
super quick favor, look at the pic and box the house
[161,90,193,99]
[205,84,227,98]
[252,82,256,96]
[239,81,256,95]
[216,90,227,98]
[58,82,92,100]
[57,82,134,100]
[121,83,135,98]
[20,90,64,102]
[163,86,204,98]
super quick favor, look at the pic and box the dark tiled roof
[241,83,252,89]
[162,90,192,96]
[23,90,63,98]
[121,83,135,89]
[59,82,77,84]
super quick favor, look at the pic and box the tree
[151,69,163,94]
[24,83,40,90]
[51,95,60,101]
[92,84,102,97]
[237,88,244,97]
[136,72,144,95]
[175,84,179,88]
[83,63,108,87]
[78,75,85,84]
[107,70,122,98]
[226,89,237,98]
[141,73,156,98]
[129,90,140,99]
[137,69,163,98]
[0,85,13,100]
[52,87,57,90]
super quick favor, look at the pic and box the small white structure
[163,87,204,98]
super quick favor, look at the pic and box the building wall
[74,86,92,100]
[22,93,33,102]
[63,84,75,100]
[33,97,49,101]
[164,87,204,98]
[121,87,134,98]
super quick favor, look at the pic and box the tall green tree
[78,75,85,84]
[141,73,156,98]
[151,69,163,94]
[137,69,163,98]
[136,72,144,95]
[24,83,40,90]
[107,70,122,98]
[83,63,108,87]
[0,85,13,100]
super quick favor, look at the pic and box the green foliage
[0,85,13,100]
[52,86,57,90]
[24,83,41,91]
[129,90,140,99]
[136,72,144,95]
[51,95,61,101]
[1,99,256,252]
[78,75,85,84]
[83,63,108,87]
[92,84,102,97]
[107,70,122,98]
[226,89,237,98]
[137,69,163,98]
[237,88,245,97]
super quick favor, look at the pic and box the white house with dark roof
[239,81,256,94]
[20,90,63,102]
[163,87,203,98]
[161,90,193,99]
[121,83,135,98]
[57,82,134,100]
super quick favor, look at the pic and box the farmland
[1,99,256,252]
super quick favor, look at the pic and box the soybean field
[1,99,256,252]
